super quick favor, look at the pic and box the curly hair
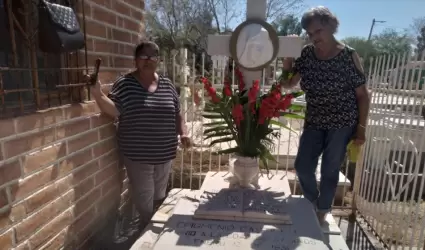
[301,6,339,34]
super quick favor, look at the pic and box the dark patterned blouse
[294,44,366,130]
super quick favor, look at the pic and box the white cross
[207,0,303,88]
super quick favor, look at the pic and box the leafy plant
[201,67,304,171]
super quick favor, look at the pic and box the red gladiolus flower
[279,94,293,111]
[223,79,232,97]
[248,80,260,103]
[235,67,245,91]
[232,104,244,127]
[202,77,220,103]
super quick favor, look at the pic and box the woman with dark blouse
[280,6,370,223]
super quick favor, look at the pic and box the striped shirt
[108,74,180,164]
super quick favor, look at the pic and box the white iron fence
[159,49,425,249]
[354,52,425,249]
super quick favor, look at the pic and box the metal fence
[0,0,90,118]
[354,52,425,249]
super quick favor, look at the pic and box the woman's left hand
[180,135,192,148]
[354,126,366,145]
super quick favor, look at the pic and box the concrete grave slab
[152,197,329,250]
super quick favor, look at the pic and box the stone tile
[153,197,329,249]
[324,234,350,250]
[152,189,199,223]
[130,222,165,250]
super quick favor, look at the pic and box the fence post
[180,48,188,122]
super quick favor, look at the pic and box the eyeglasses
[139,55,159,62]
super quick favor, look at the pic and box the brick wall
[0,0,145,249]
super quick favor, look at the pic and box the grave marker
[207,0,303,89]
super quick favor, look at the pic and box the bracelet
[358,124,366,129]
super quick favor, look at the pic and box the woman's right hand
[85,74,102,97]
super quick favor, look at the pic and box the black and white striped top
[108,74,180,164]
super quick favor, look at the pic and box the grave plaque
[152,198,329,250]
[194,189,292,224]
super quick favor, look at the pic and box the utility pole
[367,18,386,40]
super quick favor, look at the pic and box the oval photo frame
[229,19,280,71]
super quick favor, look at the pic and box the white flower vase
[230,155,259,188]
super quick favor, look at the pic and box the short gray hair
[301,6,339,33]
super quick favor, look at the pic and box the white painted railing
[160,49,425,249]
[354,52,425,249]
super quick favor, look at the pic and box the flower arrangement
[202,67,304,171]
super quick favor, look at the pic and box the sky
[300,0,425,39]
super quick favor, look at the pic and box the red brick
[91,114,113,128]
[123,0,144,9]
[66,131,98,154]
[74,188,100,217]
[21,145,66,174]
[25,176,72,213]
[28,210,73,249]
[111,28,131,43]
[15,108,63,133]
[72,161,99,185]
[130,9,143,21]
[59,148,93,177]
[123,19,140,32]
[100,174,120,196]
[4,128,56,158]
[94,164,118,186]
[93,138,116,157]
[99,124,116,139]
[92,6,116,26]
[98,150,118,169]
[71,207,95,236]
[10,165,57,201]
[114,57,133,68]
[15,191,73,242]
[0,202,26,230]
[84,20,107,38]
[36,228,68,250]
[62,103,98,120]
[74,177,95,202]
[0,119,16,139]
[14,242,30,250]
[56,118,91,140]
[0,189,8,208]
[112,1,131,16]
[0,230,13,250]
[89,0,111,8]
[0,159,22,186]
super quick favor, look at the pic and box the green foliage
[417,26,425,55]
[201,84,304,171]
[272,15,302,36]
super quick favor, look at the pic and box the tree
[372,29,412,56]
[272,15,302,36]
[266,0,305,22]
[417,26,425,55]
[410,17,425,38]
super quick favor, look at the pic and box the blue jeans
[294,125,356,213]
